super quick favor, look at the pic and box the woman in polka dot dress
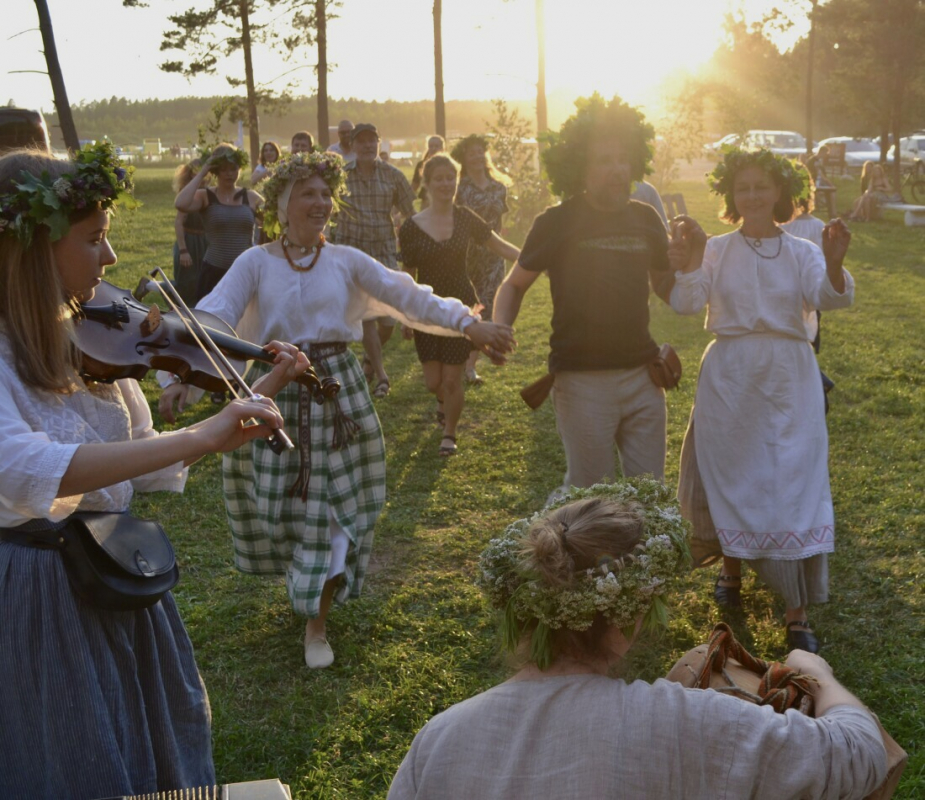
[399,154,520,455]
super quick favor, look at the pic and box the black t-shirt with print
[519,195,670,372]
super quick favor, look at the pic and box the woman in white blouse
[0,146,303,799]
[161,150,515,669]
[668,148,853,653]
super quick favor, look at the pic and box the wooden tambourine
[665,623,906,800]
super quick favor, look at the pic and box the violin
[76,279,341,453]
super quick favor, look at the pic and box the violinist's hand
[187,396,287,455]
[159,383,191,425]
[466,321,516,366]
[249,341,310,399]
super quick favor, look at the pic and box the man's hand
[466,321,516,366]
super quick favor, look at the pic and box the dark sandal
[438,435,457,456]
[373,379,390,398]
[713,574,742,607]
[786,620,820,654]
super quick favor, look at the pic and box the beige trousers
[550,366,666,499]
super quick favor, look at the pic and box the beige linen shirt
[388,674,886,800]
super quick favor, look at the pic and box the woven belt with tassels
[288,342,361,501]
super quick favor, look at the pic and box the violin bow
[147,267,294,454]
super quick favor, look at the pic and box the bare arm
[486,232,520,263]
[58,397,284,496]
[493,262,540,328]
[174,212,192,268]
[785,650,872,717]
[175,160,212,212]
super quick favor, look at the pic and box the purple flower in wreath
[72,178,86,190]
[114,167,126,181]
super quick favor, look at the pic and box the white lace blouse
[0,332,187,528]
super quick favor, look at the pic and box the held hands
[466,321,517,366]
[668,215,708,273]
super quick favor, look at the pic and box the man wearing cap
[330,123,416,397]
[327,119,356,163]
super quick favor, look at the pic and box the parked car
[704,130,808,158]
[0,108,51,153]
[899,134,925,161]
[816,137,891,168]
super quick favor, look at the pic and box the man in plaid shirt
[332,123,416,397]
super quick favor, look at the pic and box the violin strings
[148,268,247,400]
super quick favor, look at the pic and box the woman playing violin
[0,143,307,800]
[161,150,516,669]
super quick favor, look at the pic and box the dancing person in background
[411,134,446,208]
[251,140,281,186]
[388,482,886,800]
[450,134,513,385]
[161,151,515,668]
[399,154,519,456]
[290,131,314,155]
[669,147,853,653]
[326,120,355,163]
[174,143,262,303]
[330,123,416,398]
[494,96,674,501]
[172,157,210,304]
[0,143,303,799]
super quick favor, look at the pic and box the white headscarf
[277,177,298,231]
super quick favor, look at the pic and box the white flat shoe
[304,636,334,669]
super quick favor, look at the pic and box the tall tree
[819,0,925,181]
[433,0,446,138]
[285,1,341,149]
[535,0,547,140]
[125,0,328,164]
[33,0,79,151]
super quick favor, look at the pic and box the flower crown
[197,145,249,172]
[0,141,137,245]
[257,150,348,239]
[477,478,691,670]
[707,146,810,204]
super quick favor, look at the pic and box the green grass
[109,171,924,798]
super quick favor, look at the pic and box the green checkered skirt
[222,350,385,617]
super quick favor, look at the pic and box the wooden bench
[662,193,688,217]
[880,202,925,226]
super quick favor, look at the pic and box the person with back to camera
[399,153,520,456]
[668,147,853,654]
[172,157,210,304]
[0,143,306,799]
[450,134,513,386]
[387,480,887,799]
[174,142,262,302]
[160,150,516,669]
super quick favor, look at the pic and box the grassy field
[110,166,923,798]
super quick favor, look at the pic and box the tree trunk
[239,0,260,166]
[804,0,818,159]
[433,0,446,139]
[535,0,547,146]
[33,0,79,151]
[316,0,329,149]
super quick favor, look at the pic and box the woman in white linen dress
[160,151,516,669]
[668,147,853,653]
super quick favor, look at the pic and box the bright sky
[3,0,793,121]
